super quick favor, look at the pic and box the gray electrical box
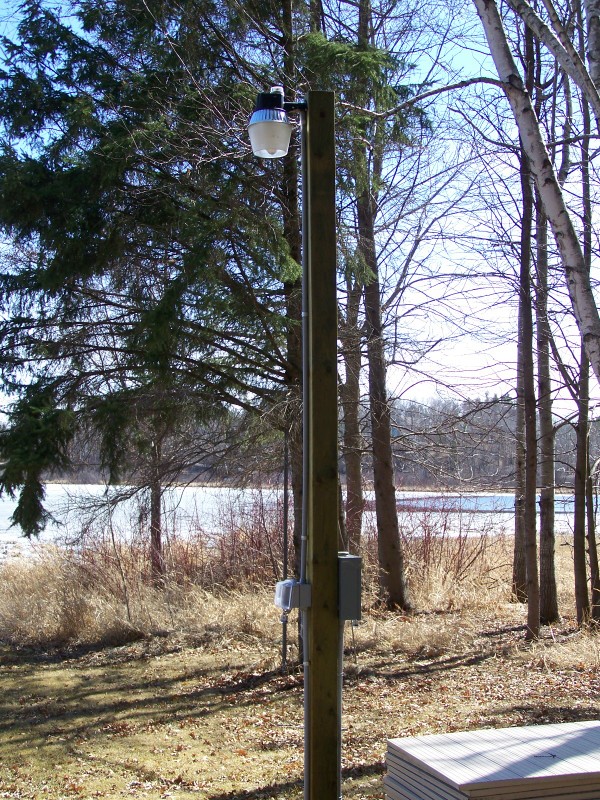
[338,552,362,621]
[274,579,312,612]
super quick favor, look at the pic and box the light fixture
[248,85,294,158]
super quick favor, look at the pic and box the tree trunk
[586,449,600,620]
[536,203,559,624]
[521,228,540,639]
[358,151,410,609]
[503,0,600,126]
[352,0,410,610]
[340,279,365,554]
[575,8,600,619]
[574,351,591,626]
[473,0,600,385]
[364,268,410,610]
[282,0,304,577]
[518,136,540,640]
[585,0,600,86]
[513,310,528,602]
[573,62,593,626]
[360,197,410,610]
[150,440,165,584]
[536,21,568,625]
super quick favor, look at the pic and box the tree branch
[339,77,507,118]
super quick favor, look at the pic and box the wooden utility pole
[248,85,340,799]
[304,90,340,800]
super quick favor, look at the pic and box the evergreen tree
[0,0,292,546]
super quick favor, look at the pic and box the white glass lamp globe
[248,86,293,159]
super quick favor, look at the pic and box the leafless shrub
[0,550,141,646]
[360,503,513,611]
[0,492,522,649]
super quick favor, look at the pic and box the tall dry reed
[0,491,561,649]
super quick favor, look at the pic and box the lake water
[0,484,577,560]
[394,492,575,514]
[0,484,262,559]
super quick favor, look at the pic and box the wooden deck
[386,720,600,799]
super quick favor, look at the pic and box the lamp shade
[248,87,293,158]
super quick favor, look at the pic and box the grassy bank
[0,528,598,799]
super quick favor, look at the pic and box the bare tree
[517,34,541,636]
[473,0,600,386]
[339,278,365,553]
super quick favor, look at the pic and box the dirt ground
[1,601,599,800]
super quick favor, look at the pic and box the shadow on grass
[0,620,546,752]
[0,656,304,754]
[3,644,503,753]
[206,760,385,800]
[345,621,539,682]
[0,620,594,759]
[0,633,178,667]
[348,649,498,682]
[488,705,600,725]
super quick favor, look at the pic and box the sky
[0,0,598,426]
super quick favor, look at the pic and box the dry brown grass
[1,521,599,800]
[0,512,584,655]
[0,515,520,651]
[0,550,282,649]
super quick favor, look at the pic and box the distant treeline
[387,396,598,490]
[57,395,596,491]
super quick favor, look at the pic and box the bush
[0,491,518,648]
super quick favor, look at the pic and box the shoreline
[0,485,577,562]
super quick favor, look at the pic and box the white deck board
[386,754,470,800]
[384,770,466,800]
[385,766,600,800]
[387,720,600,797]
[387,753,600,800]
[384,775,430,800]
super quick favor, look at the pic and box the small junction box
[274,579,312,613]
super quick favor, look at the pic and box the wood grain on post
[304,90,340,800]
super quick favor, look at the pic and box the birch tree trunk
[503,0,600,126]
[472,0,600,386]
[585,0,600,86]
